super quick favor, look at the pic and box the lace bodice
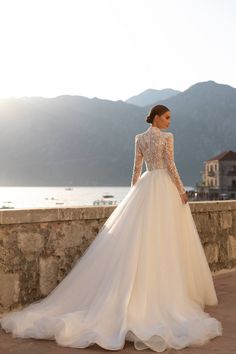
[131,126,186,196]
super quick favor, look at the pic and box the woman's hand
[180,192,188,204]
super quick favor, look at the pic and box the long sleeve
[131,135,144,187]
[164,133,186,196]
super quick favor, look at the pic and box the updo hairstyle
[146,104,170,124]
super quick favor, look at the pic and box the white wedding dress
[0,125,223,352]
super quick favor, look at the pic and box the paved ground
[0,269,235,354]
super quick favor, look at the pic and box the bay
[0,184,192,209]
[0,186,130,209]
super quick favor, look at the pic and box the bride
[0,104,223,352]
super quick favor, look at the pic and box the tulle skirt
[0,168,223,352]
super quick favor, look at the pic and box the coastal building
[197,150,236,200]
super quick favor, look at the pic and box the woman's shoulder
[135,131,145,140]
[163,131,173,137]
[163,131,174,140]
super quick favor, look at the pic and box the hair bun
[146,115,151,123]
[145,104,170,124]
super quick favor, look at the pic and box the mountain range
[0,80,235,187]
[125,88,180,106]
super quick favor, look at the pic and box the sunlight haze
[0,0,235,100]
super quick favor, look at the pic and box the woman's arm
[164,133,186,196]
[131,135,144,187]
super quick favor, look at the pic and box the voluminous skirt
[0,168,223,352]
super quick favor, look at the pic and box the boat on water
[93,192,118,206]
[1,201,14,209]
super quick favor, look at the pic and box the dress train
[0,168,222,352]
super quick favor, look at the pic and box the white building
[198,150,236,200]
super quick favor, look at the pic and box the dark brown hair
[146,104,170,124]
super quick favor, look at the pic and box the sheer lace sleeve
[131,135,144,187]
[164,133,186,196]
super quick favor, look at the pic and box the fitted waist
[147,167,167,172]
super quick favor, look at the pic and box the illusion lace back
[0,125,223,352]
[131,126,186,195]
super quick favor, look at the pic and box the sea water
[0,186,130,209]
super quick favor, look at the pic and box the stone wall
[190,200,236,270]
[0,201,236,314]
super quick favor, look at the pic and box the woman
[0,104,222,352]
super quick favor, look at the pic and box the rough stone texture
[0,206,112,313]
[204,242,219,264]
[0,201,236,313]
[227,235,236,260]
[0,273,20,311]
[190,201,236,272]
[220,211,232,229]
[39,256,59,296]
[17,232,44,256]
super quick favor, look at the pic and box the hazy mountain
[0,80,235,187]
[126,88,180,107]
[0,96,147,186]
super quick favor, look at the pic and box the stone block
[0,273,20,309]
[227,235,236,260]
[220,212,232,229]
[17,232,44,254]
[204,243,219,264]
[39,256,58,296]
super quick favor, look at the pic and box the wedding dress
[0,125,223,352]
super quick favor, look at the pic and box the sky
[0,0,235,101]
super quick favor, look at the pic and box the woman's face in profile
[154,111,171,129]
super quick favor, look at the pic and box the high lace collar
[147,125,161,133]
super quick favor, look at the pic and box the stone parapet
[0,201,236,313]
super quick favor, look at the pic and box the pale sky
[0,0,235,101]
